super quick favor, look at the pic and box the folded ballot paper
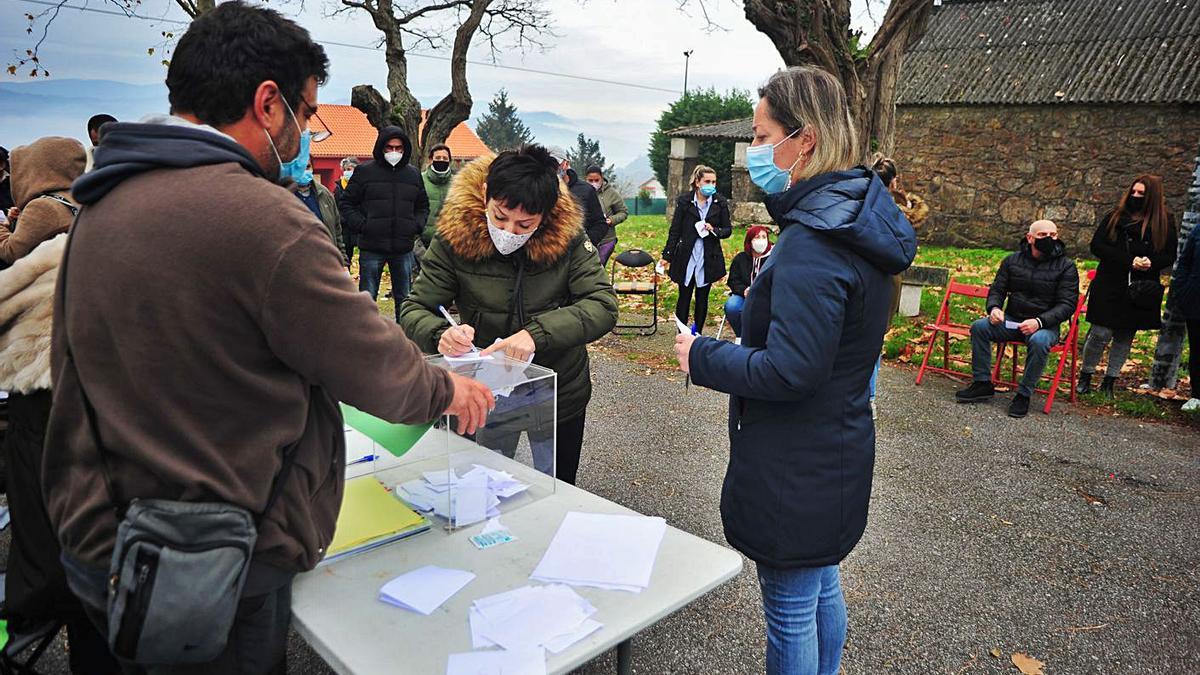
[378,565,475,615]
[530,512,667,593]
[467,585,602,654]
[397,464,530,528]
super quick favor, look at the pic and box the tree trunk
[421,0,493,164]
[347,0,424,157]
[741,0,933,162]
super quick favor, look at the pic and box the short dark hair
[166,1,329,127]
[584,165,604,177]
[87,114,117,135]
[428,143,452,159]
[486,144,560,218]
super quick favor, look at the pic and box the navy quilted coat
[689,167,917,568]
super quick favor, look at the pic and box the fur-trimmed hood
[0,233,66,393]
[437,154,584,266]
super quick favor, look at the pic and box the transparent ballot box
[328,354,557,563]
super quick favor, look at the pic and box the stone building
[664,0,1200,252]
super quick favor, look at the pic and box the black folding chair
[609,248,658,335]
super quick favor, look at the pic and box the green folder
[340,403,433,457]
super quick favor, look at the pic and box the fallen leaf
[989,647,1002,658]
[1012,652,1045,675]
[1075,487,1106,506]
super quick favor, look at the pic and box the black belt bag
[60,211,299,665]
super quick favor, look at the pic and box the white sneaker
[1182,398,1200,412]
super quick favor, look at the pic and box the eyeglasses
[301,97,332,143]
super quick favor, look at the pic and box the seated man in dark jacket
[956,220,1079,418]
[338,127,429,318]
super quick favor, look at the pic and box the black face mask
[432,160,451,173]
[1033,236,1057,255]
[1127,195,1145,211]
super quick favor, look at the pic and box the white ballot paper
[695,220,709,238]
[674,316,691,335]
[446,647,546,675]
[530,512,667,592]
[468,585,601,654]
[1004,320,1022,330]
[379,565,475,615]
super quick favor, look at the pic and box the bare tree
[8,0,216,76]
[685,0,935,160]
[336,0,552,165]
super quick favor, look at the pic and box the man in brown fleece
[42,3,493,672]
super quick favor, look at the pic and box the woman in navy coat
[675,66,917,675]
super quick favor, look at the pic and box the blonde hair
[690,164,716,189]
[757,66,858,182]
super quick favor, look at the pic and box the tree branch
[394,0,472,24]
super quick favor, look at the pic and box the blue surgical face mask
[264,97,310,184]
[746,127,803,195]
[699,184,717,197]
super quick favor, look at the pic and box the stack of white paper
[468,585,602,654]
[379,565,475,615]
[446,647,546,675]
[396,464,530,527]
[530,512,667,593]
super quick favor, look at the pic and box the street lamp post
[683,50,694,98]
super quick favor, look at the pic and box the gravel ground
[5,343,1198,674]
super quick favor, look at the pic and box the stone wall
[895,104,1200,253]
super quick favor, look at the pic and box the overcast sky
[1,0,881,164]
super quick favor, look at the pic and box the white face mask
[486,209,535,255]
[752,238,769,254]
[384,151,404,166]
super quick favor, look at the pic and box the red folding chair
[992,269,1096,414]
[914,280,992,385]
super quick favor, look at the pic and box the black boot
[956,380,995,403]
[1100,376,1117,399]
[1076,372,1093,395]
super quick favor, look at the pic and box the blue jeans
[724,294,745,336]
[869,355,881,399]
[970,316,1058,397]
[359,249,415,320]
[757,563,847,675]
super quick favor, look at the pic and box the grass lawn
[607,215,1196,424]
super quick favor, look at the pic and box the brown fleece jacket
[43,160,454,572]
[0,137,85,264]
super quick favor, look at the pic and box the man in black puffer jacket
[956,219,1079,418]
[546,146,607,248]
[338,126,429,318]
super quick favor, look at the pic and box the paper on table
[530,512,667,592]
[544,619,603,654]
[469,585,598,653]
[379,565,475,615]
[445,648,546,675]
[424,469,459,487]
[344,428,376,464]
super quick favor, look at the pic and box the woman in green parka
[399,144,618,485]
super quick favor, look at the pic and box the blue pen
[347,454,378,466]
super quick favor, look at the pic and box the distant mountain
[469,109,652,169]
[620,154,653,185]
[0,78,167,147]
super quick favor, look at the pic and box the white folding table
[292,437,742,674]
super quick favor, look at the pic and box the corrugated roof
[308,104,494,159]
[666,118,753,140]
[898,0,1200,104]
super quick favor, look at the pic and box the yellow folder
[327,477,427,558]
